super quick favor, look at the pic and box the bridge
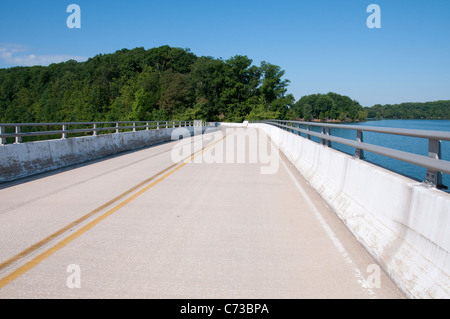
[0,120,449,299]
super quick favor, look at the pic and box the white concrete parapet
[218,121,248,128]
[0,127,200,183]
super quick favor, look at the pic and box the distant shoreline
[291,117,450,124]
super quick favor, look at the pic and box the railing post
[426,139,443,187]
[321,126,325,145]
[355,130,364,159]
[157,121,160,130]
[0,125,5,145]
[321,126,330,147]
[133,122,136,132]
[146,122,149,131]
[115,122,119,134]
[15,125,22,144]
[93,123,97,137]
[306,124,311,140]
[166,121,168,129]
[62,124,67,139]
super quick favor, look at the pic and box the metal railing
[263,120,450,188]
[0,120,202,145]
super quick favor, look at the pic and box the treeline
[0,46,293,123]
[289,92,368,122]
[365,101,450,119]
[4,45,443,124]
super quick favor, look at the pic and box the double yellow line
[0,132,227,290]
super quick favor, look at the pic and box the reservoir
[313,119,450,191]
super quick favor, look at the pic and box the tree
[220,55,260,121]
[303,104,313,122]
[259,61,289,110]
[158,69,193,115]
[314,95,333,120]
[189,57,226,121]
[247,96,280,121]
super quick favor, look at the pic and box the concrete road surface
[0,127,405,298]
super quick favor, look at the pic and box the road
[0,127,405,298]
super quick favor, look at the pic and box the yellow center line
[0,135,216,273]
[0,163,178,273]
[0,132,227,290]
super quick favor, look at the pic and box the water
[305,119,450,191]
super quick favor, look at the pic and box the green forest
[291,92,368,122]
[0,45,447,124]
[0,46,293,123]
[365,101,450,119]
[0,45,369,124]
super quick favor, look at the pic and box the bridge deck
[0,127,405,298]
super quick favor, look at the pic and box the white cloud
[0,44,88,67]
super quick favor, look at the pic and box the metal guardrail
[263,120,450,188]
[0,120,203,145]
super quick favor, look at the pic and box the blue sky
[0,0,449,107]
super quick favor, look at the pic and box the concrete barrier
[252,123,450,299]
[218,121,249,128]
[0,126,207,183]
